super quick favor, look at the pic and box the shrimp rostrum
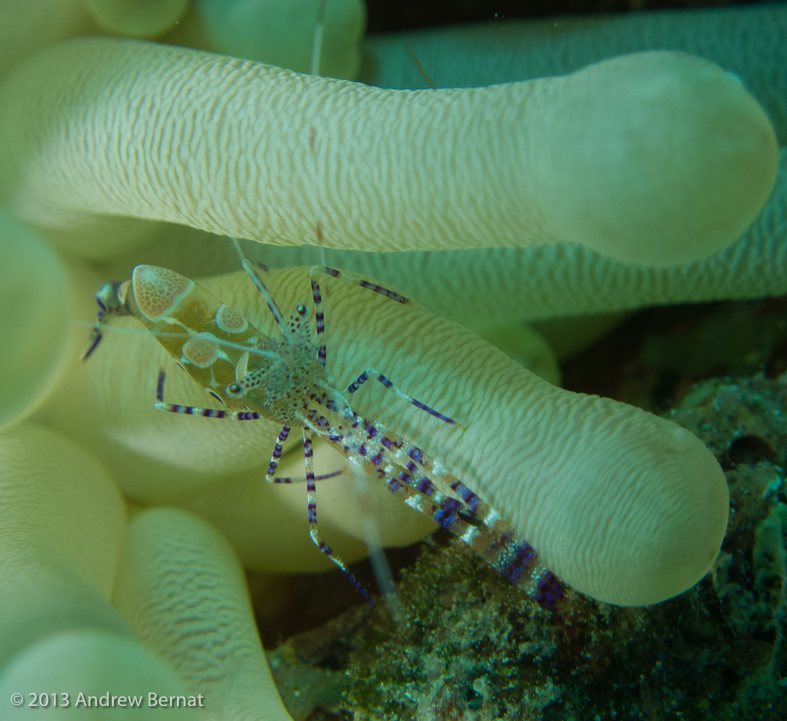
[84,255,562,610]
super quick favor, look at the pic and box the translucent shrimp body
[79,263,728,607]
[85,264,565,608]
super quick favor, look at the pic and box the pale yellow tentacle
[114,508,294,721]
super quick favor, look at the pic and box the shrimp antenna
[351,467,406,629]
[230,237,285,332]
[311,0,326,77]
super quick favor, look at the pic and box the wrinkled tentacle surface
[0,39,777,264]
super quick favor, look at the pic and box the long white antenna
[352,467,406,628]
[311,0,329,270]
[311,0,326,77]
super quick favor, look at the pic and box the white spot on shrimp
[132,265,194,321]
[216,304,248,333]
[182,333,220,368]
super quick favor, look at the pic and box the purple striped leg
[154,370,262,420]
[327,428,561,609]
[81,281,128,361]
[271,469,343,484]
[366,426,482,517]
[301,428,374,606]
[348,413,476,518]
[347,368,461,426]
[347,419,564,610]
[154,394,341,484]
[309,266,410,368]
[265,426,290,482]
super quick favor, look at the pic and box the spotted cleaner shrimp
[82,245,563,610]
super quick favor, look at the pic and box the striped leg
[272,469,343,484]
[369,426,479,518]
[347,368,461,426]
[154,370,261,420]
[309,266,411,368]
[324,398,465,507]
[311,266,409,309]
[323,430,465,534]
[344,419,564,609]
[363,422,481,517]
[265,426,290,482]
[326,427,560,608]
[381,460,562,608]
[302,428,374,606]
[309,271,327,368]
[81,280,128,361]
[346,413,476,516]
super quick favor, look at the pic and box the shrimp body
[91,266,323,424]
[85,262,563,610]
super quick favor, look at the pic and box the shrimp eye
[296,303,308,316]
[227,382,245,399]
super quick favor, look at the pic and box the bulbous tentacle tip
[0,212,71,430]
[536,51,780,268]
[0,630,198,719]
[594,426,730,607]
